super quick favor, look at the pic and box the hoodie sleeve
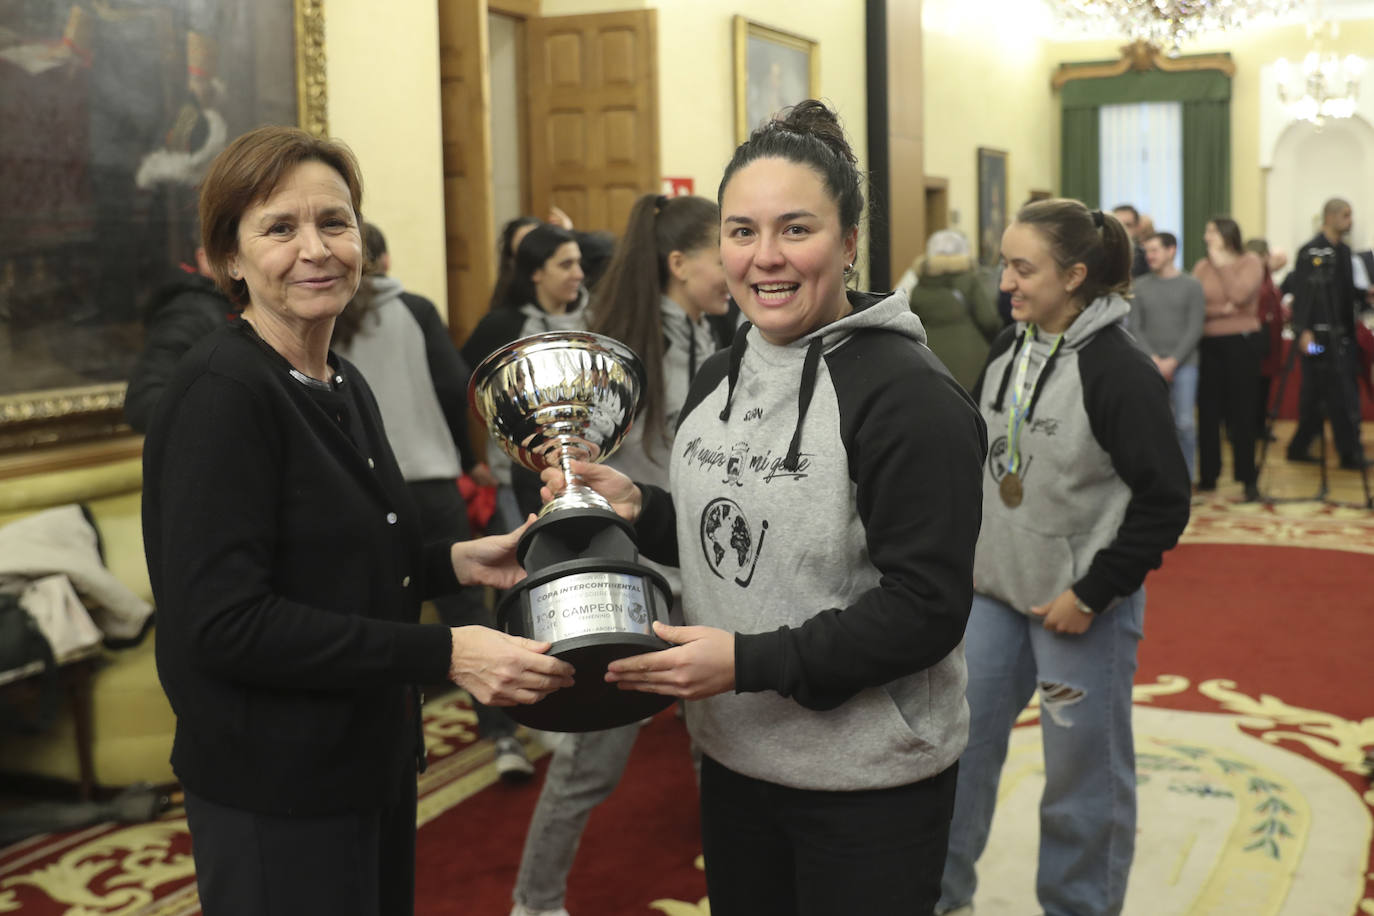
[1073,326,1192,611]
[400,292,477,470]
[460,308,526,372]
[734,334,988,710]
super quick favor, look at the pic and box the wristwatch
[1073,596,1095,616]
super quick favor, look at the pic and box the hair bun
[775,100,857,168]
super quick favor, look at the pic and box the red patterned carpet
[2,499,1372,915]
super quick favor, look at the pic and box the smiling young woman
[538,100,988,916]
[938,198,1191,916]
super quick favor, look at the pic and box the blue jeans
[1170,363,1198,482]
[938,590,1145,916]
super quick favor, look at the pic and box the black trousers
[699,755,958,916]
[1198,333,1261,487]
[184,774,418,916]
[407,478,515,741]
[1287,343,1365,464]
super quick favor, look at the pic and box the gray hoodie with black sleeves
[972,294,1191,616]
[634,288,987,792]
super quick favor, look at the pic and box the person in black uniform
[1283,197,1370,469]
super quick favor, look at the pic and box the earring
[229,266,240,279]
[843,262,854,275]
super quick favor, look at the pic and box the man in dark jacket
[124,247,237,433]
[1281,197,1369,469]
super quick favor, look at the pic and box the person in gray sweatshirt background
[1129,230,1205,481]
[936,201,1191,916]
[541,100,987,915]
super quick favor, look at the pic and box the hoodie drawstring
[783,337,824,472]
[717,322,752,421]
[687,315,699,381]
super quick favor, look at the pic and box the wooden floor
[1219,419,1374,508]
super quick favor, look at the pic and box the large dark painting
[977,147,1008,270]
[0,0,325,452]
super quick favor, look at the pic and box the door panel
[527,10,660,234]
[437,0,495,343]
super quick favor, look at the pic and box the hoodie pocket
[974,513,1077,613]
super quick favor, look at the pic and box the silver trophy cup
[469,331,673,732]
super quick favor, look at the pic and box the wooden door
[526,10,660,234]
[924,177,949,244]
[437,0,495,344]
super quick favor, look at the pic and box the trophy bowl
[469,331,675,732]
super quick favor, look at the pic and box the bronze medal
[1000,470,1023,508]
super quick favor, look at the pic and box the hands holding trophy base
[469,332,674,732]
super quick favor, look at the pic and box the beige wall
[325,0,449,311]
[321,2,1374,317]
[921,0,1059,265]
[323,0,868,314]
[654,1,868,210]
[921,4,1374,261]
[1045,19,1374,244]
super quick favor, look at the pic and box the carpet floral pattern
[1,499,1371,914]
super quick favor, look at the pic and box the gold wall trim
[296,0,328,136]
[1052,40,1236,89]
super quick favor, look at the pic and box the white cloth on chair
[0,504,152,641]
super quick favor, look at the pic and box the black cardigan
[142,320,456,816]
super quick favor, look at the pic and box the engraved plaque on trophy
[469,331,674,732]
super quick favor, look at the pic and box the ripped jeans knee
[1038,680,1086,727]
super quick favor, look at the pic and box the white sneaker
[494,736,534,781]
[510,903,570,916]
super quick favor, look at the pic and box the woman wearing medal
[937,199,1191,916]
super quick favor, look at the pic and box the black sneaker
[494,736,534,781]
[1286,451,1321,464]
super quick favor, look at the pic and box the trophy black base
[497,508,674,733]
[500,633,675,732]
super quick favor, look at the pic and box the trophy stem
[538,438,613,516]
[559,445,581,490]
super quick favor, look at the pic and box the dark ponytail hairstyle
[589,193,720,458]
[489,216,542,311]
[718,99,865,238]
[503,223,577,312]
[1014,198,1132,308]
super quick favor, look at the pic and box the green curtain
[1058,63,1231,261]
[1061,107,1100,208]
[1182,99,1231,271]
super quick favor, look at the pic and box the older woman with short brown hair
[142,125,573,915]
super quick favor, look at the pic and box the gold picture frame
[0,0,327,456]
[733,16,820,145]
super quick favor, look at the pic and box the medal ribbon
[1005,325,1064,475]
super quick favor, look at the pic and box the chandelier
[1274,20,1364,126]
[1054,0,1299,55]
